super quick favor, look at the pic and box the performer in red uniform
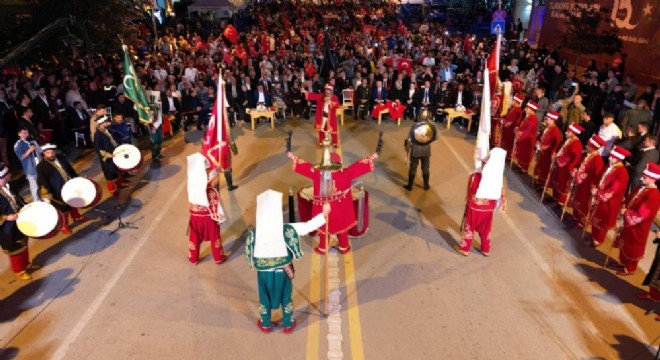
[570,135,606,224]
[456,148,507,257]
[588,145,630,247]
[303,84,340,147]
[551,123,584,204]
[288,148,377,254]
[613,163,660,275]
[501,93,524,156]
[186,153,227,264]
[512,100,539,172]
[533,110,562,185]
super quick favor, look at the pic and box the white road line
[439,135,649,358]
[51,177,188,360]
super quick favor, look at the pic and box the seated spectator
[109,114,132,145]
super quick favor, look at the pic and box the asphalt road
[0,115,658,360]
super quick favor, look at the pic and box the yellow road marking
[344,251,365,360]
[305,250,321,360]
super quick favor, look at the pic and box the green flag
[121,45,153,124]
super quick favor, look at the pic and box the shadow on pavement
[0,268,79,323]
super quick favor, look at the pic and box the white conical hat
[187,153,209,206]
[254,189,288,258]
[475,147,506,200]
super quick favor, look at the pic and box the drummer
[0,163,33,280]
[94,115,126,194]
[36,144,90,235]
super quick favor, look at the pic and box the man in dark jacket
[36,143,90,234]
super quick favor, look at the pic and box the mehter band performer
[588,145,630,247]
[551,123,584,205]
[403,107,437,191]
[93,115,125,194]
[186,153,227,265]
[36,143,90,235]
[512,100,539,172]
[570,135,606,225]
[246,189,328,334]
[288,136,377,255]
[455,148,507,257]
[613,163,660,275]
[303,84,340,147]
[0,164,32,280]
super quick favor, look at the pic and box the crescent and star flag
[121,45,153,125]
[397,58,413,72]
[223,24,240,44]
[201,74,229,169]
[475,62,491,169]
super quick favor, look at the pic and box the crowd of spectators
[0,0,657,180]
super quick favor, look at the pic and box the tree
[26,0,151,53]
[558,6,623,69]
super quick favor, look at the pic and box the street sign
[491,21,505,35]
[492,9,506,21]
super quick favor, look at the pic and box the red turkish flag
[397,59,413,72]
[202,76,230,169]
[223,25,240,44]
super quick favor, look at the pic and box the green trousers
[257,269,293,327]
[150,127,163,159]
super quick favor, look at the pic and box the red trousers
[188,215,224,263]
[63,208,83,228]
[317,231,350,252]
[591,226,609,245]
[649,286,660,301]
[318,131,338,147]
[459,208,494,253]
[8,248,30,274]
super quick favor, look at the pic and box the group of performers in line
[500,91,660,278]
[0,113,139,280]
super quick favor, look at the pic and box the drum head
[17,202,60,238]
[61,177,98,208]
[113,144,142,171]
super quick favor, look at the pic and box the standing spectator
[17,108,39,142]
[549,65,566,101]
[620,99,653,134]
[622,75,637,101]
[603,84,625,116]
[577,111,598,147]
[533,86,549,125]
[13,128,42,202]
[597,112,623,159]
[629,135,659,190]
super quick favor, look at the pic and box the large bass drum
[17,202,63,239]
[61,177,102,208]
[296,186,369,238]
[113,144,143,171]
